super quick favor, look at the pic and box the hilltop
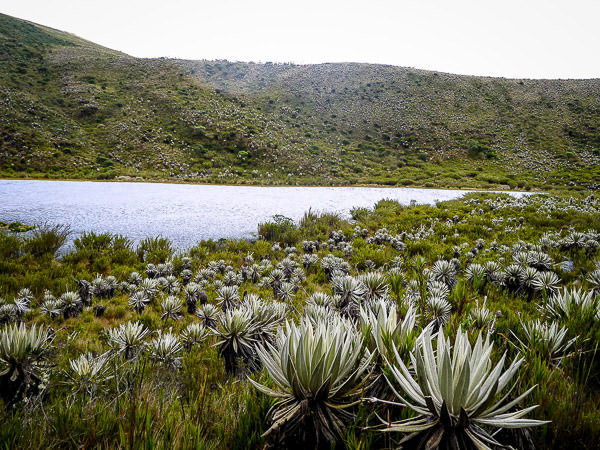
[1,13,599,190]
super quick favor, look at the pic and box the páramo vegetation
[1,192,600,449]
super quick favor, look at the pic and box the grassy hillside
[1,13,599,190]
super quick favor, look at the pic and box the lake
[0,180,531,249]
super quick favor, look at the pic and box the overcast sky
[2,0,600,79]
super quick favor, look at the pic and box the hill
[1,13,599,190]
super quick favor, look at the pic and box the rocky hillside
[1,13,599,189]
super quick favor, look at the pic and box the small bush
[258,215,300,245]
[25,223,70,257]
[136,237,174,264]
[0,234,22,259]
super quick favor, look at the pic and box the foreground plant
[378,328,547,449]
[0,323,52,402]
[360,300,420,398]
[249,317,372,447]
[360,300,419,364]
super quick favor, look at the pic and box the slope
[1,13,599,190]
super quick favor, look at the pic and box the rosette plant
[129,291,150,314]
[214,308,260,375]
[181,323,210,351]
[249,317,373,447]
[160,295,183,321]
[0,323,52,402]
[512,320,576,365]
[426,294,452,331]
[331,275,366,319]
[360,300,420,398]
[430,260,458,289]
[107,321,150,360]
[65,352,112,400]
[360,300,419,365]
[149,329,183,370]
[544,287,598,321]
[184,282,202,314]
[197,303,219,329]
[216,285,240,312]
[359,272,390,302]
[380,329,547,449]
[468,297,494,330]
[60,291,83,319]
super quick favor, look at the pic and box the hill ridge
[0,13,599,190]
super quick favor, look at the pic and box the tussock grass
[0,192,600,448]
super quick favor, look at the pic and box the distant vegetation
[0,13,599,190]
[0,221,34,233]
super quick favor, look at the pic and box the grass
[0,192,599,448]
[1,11,600,447]
[0,13,599,191]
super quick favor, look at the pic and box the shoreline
[0,175,546,193]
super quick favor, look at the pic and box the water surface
[0,180,529,249]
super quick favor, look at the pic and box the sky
[2,0,600,79]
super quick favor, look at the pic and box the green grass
[1,13,599,190]
[2,10,600,447]
[0,192,599,448]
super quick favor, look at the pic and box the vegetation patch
[0,13,599,190]
[0,192,599,448]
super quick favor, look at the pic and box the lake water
[0,180,530,249]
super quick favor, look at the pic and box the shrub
[25,223,70,257]
[258,215,300,245]
[136,236,174,264]
[0,233,21,260]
